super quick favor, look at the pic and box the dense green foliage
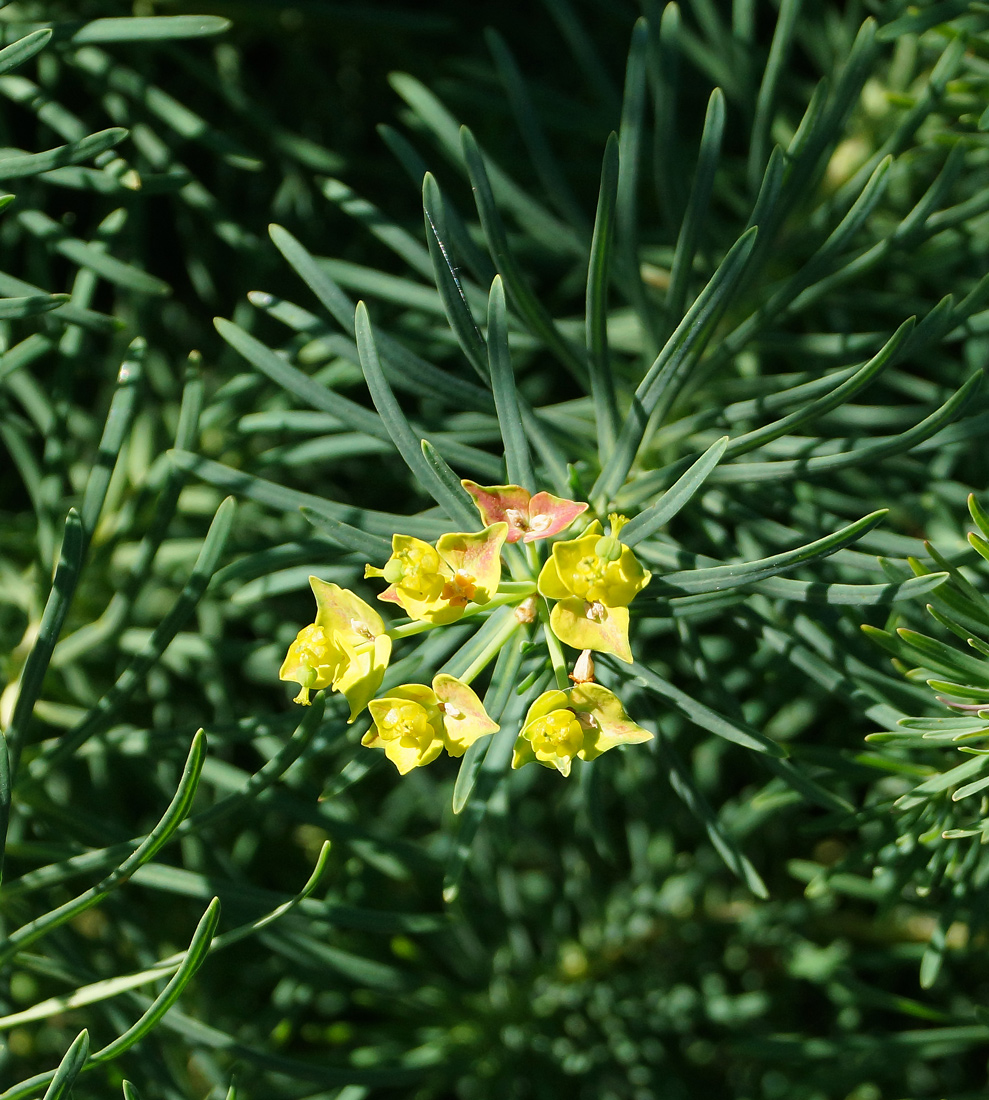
[3,2,989,1098]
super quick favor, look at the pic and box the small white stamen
[351,618,375,640]
[585,600,606,622]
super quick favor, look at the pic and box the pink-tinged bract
[461,480,587,542]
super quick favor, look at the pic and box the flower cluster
[279,481,654,776]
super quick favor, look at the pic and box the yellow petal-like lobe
[549,599,632,662]
[371,535,446,619]
[367,685,445,773]
[279,623,342,705]
[536,555,571,600]
[514,694,585,776]
[310,577,385,640]
[551,534,650,607]
[436,523,508,605]
[432,673,499,756]
[511,685,652,775]
[511,690,570,771]
[335,634,392,723]
[570,683,653,758]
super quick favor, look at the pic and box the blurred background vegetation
[4,1,989,1098]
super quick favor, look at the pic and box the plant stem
[458,609,523,685]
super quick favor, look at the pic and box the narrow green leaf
[355,302,478,529]
[834,33,967,214]
[421,440,478,525]
[300,507,391,558]
[17,209,169,295]
[586,132,621,453]
[4,510,83,780]
[925,681,989,705]
[877,1,972,40]
[630,660,786,757]
[444,686,537,899]
[34,501,235,773]
[0,127,126,180]
[658,733,769,897]
[0,732,8,886]
[484,26,585,227]
[2,732,207,966]
[897,754,987,801]
[486,28,587,230]
[753,572,948,606]
[423,173,489,381]
[215,316,387,441]
[268,224,491,412]
[0,272,119,332]
[593,226,758,503]
[322,176,432,279]
[90,898,220,1063]
[659,510,888,595]
[0,29,51,76]
[377,124,496,285]
[52,356,204,667]
[783,19,878,216]
[461,125,588,383]
[725,316,912,459]
[969,494,989,541]
[453,625,529,815]
[723,154,893,357]
[62,15,231,42]
[918,915,953,991]
[665,87,725,328]
[747,0,802,192]
[0,292,68,318]
[622,436,728,547]
[79,337,143,543]
[763,756,854,815]
[390,72,582,257]
[898,628,989,687]
[0,809,326,1039]
[647,0,683,232]
[166,450,446,541]
[40,1030,89,1100]
[615,19,655,346]
[544,0,620,111]
[487,275,535,491]
[953,773,989,801]
[714,370,983,483]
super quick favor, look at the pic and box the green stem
[540,598,571,689]
[458,610,523,685]
[385,584,535,641]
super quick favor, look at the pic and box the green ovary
[527,710,584,761]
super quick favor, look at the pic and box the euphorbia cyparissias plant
[281,483,654,774]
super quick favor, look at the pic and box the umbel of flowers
[279,481,654,775]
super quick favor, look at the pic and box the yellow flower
[536,516,651,662]
[365,524,508,625]
[511,684,653,777]
[279,578,391,721]
[362,674,499,774]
